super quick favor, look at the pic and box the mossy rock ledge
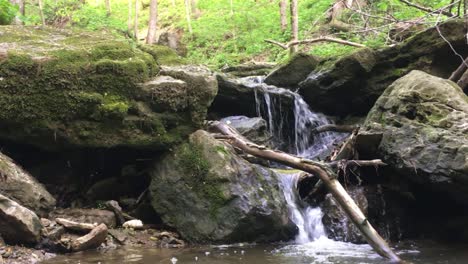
[0,26,217,150]
[149,130,296,243]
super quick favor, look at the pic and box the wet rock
[322,186,367,243]
[299,19,468,116]
[70,223,108,252]
[149,130,296,243]
[220,116,271,145]
[105,200,125,226]
[50,208,116,228]
[141,75,188,112]
[0,152,56,216]
[265,53,319,88]
[357,70,468,205]
[0,194,42,245]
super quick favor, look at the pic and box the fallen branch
[56,218,96,233]
[449,56,468,82]
[208,121,400,262]
[312,124,357,134]
[398,0,455,17]
[70,224,108,252]
[265,36,366,50]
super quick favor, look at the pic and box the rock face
[299,19,468,116]
[0,152,56,216]
[0,194,42,245]
[149,130,296,243]
[0,27,216,150]
[265,53,319,88]
[358,70,468,205]
[220,116,271,145]
[322,186,367,243]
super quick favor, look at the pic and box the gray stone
[0,194,42,245]
[149,130,296,243]
[357,70,468,205]
[0,152,56,216]
[265,53,319,88]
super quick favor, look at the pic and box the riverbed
[42,239,468,264]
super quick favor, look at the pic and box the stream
[41,77,468,264]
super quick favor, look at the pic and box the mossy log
[208,121,401,262]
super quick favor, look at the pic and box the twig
[265,36,366,50]
[398,0,455,17]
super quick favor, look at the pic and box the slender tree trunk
[146,0,158,44]
[105,0,112,16]
[9,0,24,24]
[191,0,198,15]
[38,0,46,26]
[290,0,298,54]
[184,0,193,34]
[134,0,139,39]
[171,0,176,7]
[230,0,234,15]
[279,0,287,32]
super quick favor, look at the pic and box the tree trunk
[191,0,198,15]
[134,0,139,39]
[171,0,176,7]
[208,121,401,262]
[290,0,298,54]
[105,0,112,16]
[184,0,193,34]
[9,0,24,24]
[38,0,46,26]
[457,69,468,91]
[279,0,288,32]
[146,0,158,44]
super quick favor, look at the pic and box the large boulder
[0,152,55,216]
[357,70,468,205]
[299,19,468,116]
[264,53,319,88]
[0,27,216,150]
[149,130,296,243]
[0,194,42,245]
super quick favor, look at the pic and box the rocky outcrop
[299,19,468,116]
[0,152,55,216]
[0,27,216,151]
[149,130,296,243]
[357,70,468,205]
[265,53,319,88]
[0,194,42,245]
[220,116,271,145]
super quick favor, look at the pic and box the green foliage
[0,0,18,25]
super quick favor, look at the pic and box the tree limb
[265,36,366,50]
[398,0,455,17]
[208,121,401,262]
[312,124,358,134]
[449,56,468,82]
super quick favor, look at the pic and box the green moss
[138,44,186,65]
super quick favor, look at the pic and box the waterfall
[242,76,345,159]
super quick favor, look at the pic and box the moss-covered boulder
[299,19,468,116]
[149,130,296,243]
[0,26,215,150]
[265,53,319,88]
[357,70,468,205]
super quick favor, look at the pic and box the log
[56,218,96,233]
[208,121,401,262]
[71,223,108,252]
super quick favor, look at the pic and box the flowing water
[41,78,468,263]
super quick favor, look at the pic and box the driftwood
[55,218,96,233]
[312,124,357,134]
[208,121,400,262]
[265,36,366,50]
[70,223,108,252]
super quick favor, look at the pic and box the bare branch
[264,39,288,49]
[265,36,366,50]
[398,0,456,17]
[449,56,468,82]
[312,124,358,134]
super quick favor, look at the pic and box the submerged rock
[0,152,55,216]
[0,194,42,245]
[149,130,296,243]
[358,70,468,205]
[0,27,216,150]
[265,53,319,88]
[299,19,468,116]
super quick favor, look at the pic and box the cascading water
[241,76,348,244]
